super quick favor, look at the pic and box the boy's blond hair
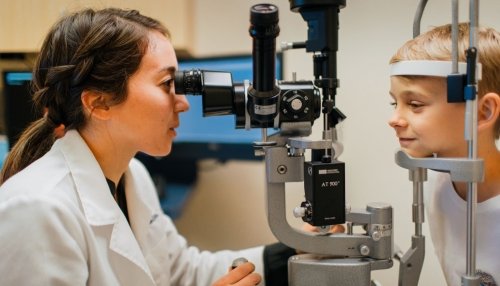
[390,23,500,138]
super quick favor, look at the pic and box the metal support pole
[462,1,480,285]
[410,168,426,236]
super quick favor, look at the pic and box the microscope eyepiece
[174,69,203,95]
[247,4,281,126]
[250,4,279,27]
[249,4,279,93]
[174,69,237,116]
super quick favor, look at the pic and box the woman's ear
[81,90,111,120]
[478,92,500,132]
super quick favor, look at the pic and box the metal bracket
[395,150,484,182]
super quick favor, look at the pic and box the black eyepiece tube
[247,4,281,126]
[174,69,236,116]
[249,4,280,92]
[175,69,203,95]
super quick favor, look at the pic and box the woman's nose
[175,94,190,113]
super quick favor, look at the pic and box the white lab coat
[0,130,265,286]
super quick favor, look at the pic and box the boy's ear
[478,92,500,131]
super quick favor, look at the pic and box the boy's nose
[388,112,407,128]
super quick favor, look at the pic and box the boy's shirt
[425,171,500,285]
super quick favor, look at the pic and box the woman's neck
[79,128,135,186]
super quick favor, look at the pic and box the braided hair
[0,8,169,183]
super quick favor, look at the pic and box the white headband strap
[390,60,482,80]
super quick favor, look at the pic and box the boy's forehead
[391,75,446,84]
[390,76,447,96]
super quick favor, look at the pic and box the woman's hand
[212,262,261,286]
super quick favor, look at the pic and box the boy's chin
[401,148,434,158]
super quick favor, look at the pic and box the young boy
[388,23,500,285]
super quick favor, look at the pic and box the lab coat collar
[122,163,164,252]
[56,130,119,226]
[55,130,155,284]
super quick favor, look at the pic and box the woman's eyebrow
[157,66,177,76]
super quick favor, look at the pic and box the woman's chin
[143,145,172,158]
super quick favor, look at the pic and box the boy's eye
[409,100,424,108]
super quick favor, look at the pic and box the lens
[250,4,279,26]
[175,69,203,95]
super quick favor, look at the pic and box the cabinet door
[0,0,68,52]
[0,0,193,54]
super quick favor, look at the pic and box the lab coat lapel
[124,167,153,246]
[108,214,156,286]
[124,164,172,285]
[57,131,155,285]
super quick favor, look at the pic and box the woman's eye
[390,101,397,108]
[162,79,173,90]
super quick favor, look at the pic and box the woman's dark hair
[0,8,169,183]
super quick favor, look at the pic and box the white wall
[172,1,500,285]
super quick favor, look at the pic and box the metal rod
[465,181,478,279]
[323,110,328,136]
[451,0,459,73]
[323,95,331,157]
[413,181,424,236]
[412,0,429,38]
[410,168,426,237]
[261,128,268,142]
[463,0,479,283]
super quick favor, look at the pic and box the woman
[0,8,276,285]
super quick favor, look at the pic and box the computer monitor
[1,71,39,149]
